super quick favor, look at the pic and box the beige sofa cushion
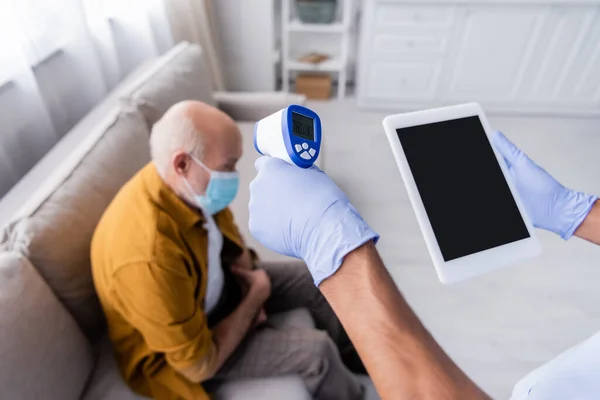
[0,252,94,400]
[5,109,150,338]
[124,41,216,127]
[82,336,147,400]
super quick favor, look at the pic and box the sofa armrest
[214,91,307,122]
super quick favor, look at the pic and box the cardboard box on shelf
[295,74,331,100]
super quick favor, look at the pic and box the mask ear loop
[189,153,212,174]
[182,176,198,198]
[184,153,212,199]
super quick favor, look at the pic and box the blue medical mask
[183,154,239,215]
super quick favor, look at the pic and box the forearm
[211,296,261,372]
[177,299,259,383]
[574,200,600,245]
[320,241,489,400]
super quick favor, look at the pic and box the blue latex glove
[248,157,379,286]
[492,131,598,239]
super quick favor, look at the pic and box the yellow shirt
[91,163,244,400]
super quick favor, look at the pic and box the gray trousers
[211,262,364,400]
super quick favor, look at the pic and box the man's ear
[172,152,190,177]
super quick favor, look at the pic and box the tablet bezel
[383,103,541,284]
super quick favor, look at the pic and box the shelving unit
[281,0,352,98]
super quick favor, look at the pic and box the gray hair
[149,109,204,177]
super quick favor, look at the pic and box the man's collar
[142,163,205,230]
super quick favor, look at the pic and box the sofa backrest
[122,42,216,127]
[2,109,150,337]
[0,42,218,339]
[0,251,95,400]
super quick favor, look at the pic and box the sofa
[0,42,378,400]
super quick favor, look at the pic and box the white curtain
[0,0,173,198]
[163,0,225,91]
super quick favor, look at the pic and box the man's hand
[492,131,598,239]
[210,268,272,376]
[249,157,378,286]
[231,267,271,315]
[232,248,254,270]
[232,259,268,326]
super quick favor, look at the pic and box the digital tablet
[382,103,541,284]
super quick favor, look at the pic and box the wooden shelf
[286,59,343,72]
[288,20,346,33]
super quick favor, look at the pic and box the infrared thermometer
[254,104,322,168]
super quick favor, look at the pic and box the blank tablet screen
[397,116,530,261]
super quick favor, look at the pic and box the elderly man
[91,101,364,400]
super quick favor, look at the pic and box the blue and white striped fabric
[511,331,600,399]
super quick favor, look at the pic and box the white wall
[214,0,277,91]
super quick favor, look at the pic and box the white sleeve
[511,331,600,400]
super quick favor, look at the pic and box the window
[0,0,73,85]
[13,0,70,64]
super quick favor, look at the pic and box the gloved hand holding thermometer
[251,105,379,285]
[492,131,598,240]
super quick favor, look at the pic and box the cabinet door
[440,7,540,101]
[441,6,600,111]
[526,8,600,104]
[365,62,441,100]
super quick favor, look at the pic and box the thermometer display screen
[292,112,315,141]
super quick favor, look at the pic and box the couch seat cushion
[0,252,94,400]
[82,336,148,400]
[213,376,311,400]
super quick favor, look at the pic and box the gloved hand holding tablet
[491,131,598,240]
[382,103,541,283]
